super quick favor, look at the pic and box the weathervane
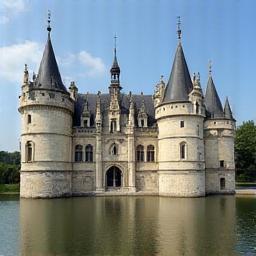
[209,60,212,76]
[177,16,181,40]
[47,10,51,33]
[114,34,117,56]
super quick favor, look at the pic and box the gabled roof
[205,76,224,118]
[34,34,67,93]
[163,42,193,103]
[224,97,233,120]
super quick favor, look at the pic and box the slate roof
[33,34,68,93]
[224,97,234,120]
[110,51,120,74]
[74,93,156,127]
[163,42,193,103]
[205,76,224,118]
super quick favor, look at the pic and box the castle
[18,19,236,198]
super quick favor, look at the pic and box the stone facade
[18,24,236,198]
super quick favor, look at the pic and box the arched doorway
[106,166,122,188]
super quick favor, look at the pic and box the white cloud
[0,41,43,83]
[60,51,106,78]
[78,51,105,76]
[0,0,27,24]
[0,41,106,84]
[1,0,26,12]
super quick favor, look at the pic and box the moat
[0,195,255,256]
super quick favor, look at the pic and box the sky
[0,0,255,151]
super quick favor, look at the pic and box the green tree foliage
[235,120,256,182]
[0,151,20,184]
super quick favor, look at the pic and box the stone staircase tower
[204,68,236,194]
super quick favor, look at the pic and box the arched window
[180,142,186,160]
[75,145,83,162]
[85,144,93,162]
[136,145,144,162]
[220,178,225,190]
[147,145,155,162]
[110,143,118,155]
[26,141,33,162]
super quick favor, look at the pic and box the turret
[155,18,205,197]
[108,38,121,132]
[204,64,235,194]
[18,14,74,198]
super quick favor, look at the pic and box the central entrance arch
[106,166,122,188]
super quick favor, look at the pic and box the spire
[205,68,224,118]
[110,35,120,84]
[163,39,193,103]
[34,12,67,93]
[224,97,233,120]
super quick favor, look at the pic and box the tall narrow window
[26,141,33,162]
[196,102,200,114]
[141,119,145,127]
[147,145,155,162]
[27,114,31,124]
[220,160,224,167]
[110,120,117,133]
[180,142,186,159]
[84,120,88,127]
[85,144,93,162]
[75,145,83,162]
[180,121,184,128]
[136,145,144,162]
[110,143,118,155]
[220,178,225,190]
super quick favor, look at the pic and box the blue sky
[0,0,255,151]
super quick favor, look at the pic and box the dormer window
[138,117,147,128]
[81,117,90,128]
[110,120,117,133]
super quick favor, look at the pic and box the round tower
[156,26,205,197]
[204,69,235,195]
[18,18,74,198]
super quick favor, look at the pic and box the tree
[0,151,20,184]
[235,120,256,181]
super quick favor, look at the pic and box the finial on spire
[177,16,181,40]
[114,34,117,56]
[208,60,212,76]
[47,10,51,34]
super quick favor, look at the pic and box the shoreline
[1,190,256,196]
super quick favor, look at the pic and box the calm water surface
[0,195,256,256]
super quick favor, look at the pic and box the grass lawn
[0,184,20,193]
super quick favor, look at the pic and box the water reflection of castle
[20,197,236,255]
[19,17,235,198]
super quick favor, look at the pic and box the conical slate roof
[34,34,67,93]
[205,76,224,118]
[224,97,233,119]
[163,42,193,103]
[110,49,120,74]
